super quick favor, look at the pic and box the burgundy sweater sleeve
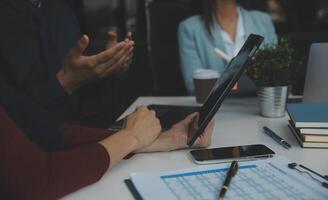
[60,123,115,148]
[0,108,110,200]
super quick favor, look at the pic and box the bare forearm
[135,134,177,153]
[100,106,162,162]
[99,130,138,169]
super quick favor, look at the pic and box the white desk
[63,97,328,200]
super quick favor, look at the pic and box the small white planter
[257,86,289,118]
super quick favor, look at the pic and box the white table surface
[63,96,328,200]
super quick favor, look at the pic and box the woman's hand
[123,106,162,150]
[99,106,161,168]
[136,113,215,153]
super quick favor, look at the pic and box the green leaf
[247,38,303,87]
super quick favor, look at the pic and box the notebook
[298,128,328,135]
[288,124,328,148]
[287,103,328,128]
[289,121,328,143]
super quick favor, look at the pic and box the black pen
[263,126,292,149]
[219,161,239,200]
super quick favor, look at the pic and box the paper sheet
[130,156,328,200]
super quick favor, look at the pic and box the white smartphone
[190,144,275,165]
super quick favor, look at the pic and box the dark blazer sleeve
[0,78,115,152]
[0,78,65,151]
[0,107,110,200]
[0,0,81,121]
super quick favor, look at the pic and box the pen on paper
[219,161,239,200]
[214,48,232,62]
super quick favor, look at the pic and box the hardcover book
[287,103,328,128]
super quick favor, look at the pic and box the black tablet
[187,34,263,146]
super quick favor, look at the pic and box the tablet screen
[187,34,264,146]
[198,50,250,124]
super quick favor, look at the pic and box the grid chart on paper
[160,164,314,200]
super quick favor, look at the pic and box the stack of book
[287,102,328,148]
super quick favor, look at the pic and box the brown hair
[202,0,216,36]
[202,0,260,36]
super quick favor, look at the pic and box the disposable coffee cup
[193,69,220,103]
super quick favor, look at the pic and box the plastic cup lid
[193,69,220,79]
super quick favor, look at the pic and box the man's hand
[57,34,134,92]
[136,113,215,153]
[107,32,133,46]
[106,32,134,73]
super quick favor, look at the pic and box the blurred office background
[65,0,328,127]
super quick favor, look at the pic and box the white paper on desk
[130,156,328,200]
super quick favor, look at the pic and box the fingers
[69,35,89,58]
[99,40,133,66]
[136,106,157,120]
[134,106,152,116]
[107,32,132,48]
[194,133,211,148]
[108,31,118,41]
[89,42,126,67]
[135,106,161,130]
[205,118,215,132]
[122,51,134,67]
[98,43,134,77]
[108,31,132,42]
[193,118,215,148]
[109,43,133,67]
[201,119,215,140]
[106,31,118,49]
[125,105,161,150]
[68,33,134,77]
[110,45,133,70]
[113,51,133,73]
[119,51,134,73]
[170,112,198,130]
[136,105,149,112]
[183,112,199,124]
[128,106,153,122]
[89,34,134,69]
[125,32,133,41]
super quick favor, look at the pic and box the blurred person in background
[178,0,277,94]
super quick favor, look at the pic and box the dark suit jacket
[0,77,64,151]
[0,0,81,121]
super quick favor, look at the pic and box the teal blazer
[178,7,277,94]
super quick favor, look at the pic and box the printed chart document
[129,156,328,200]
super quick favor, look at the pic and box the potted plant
[247,38,301,118]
